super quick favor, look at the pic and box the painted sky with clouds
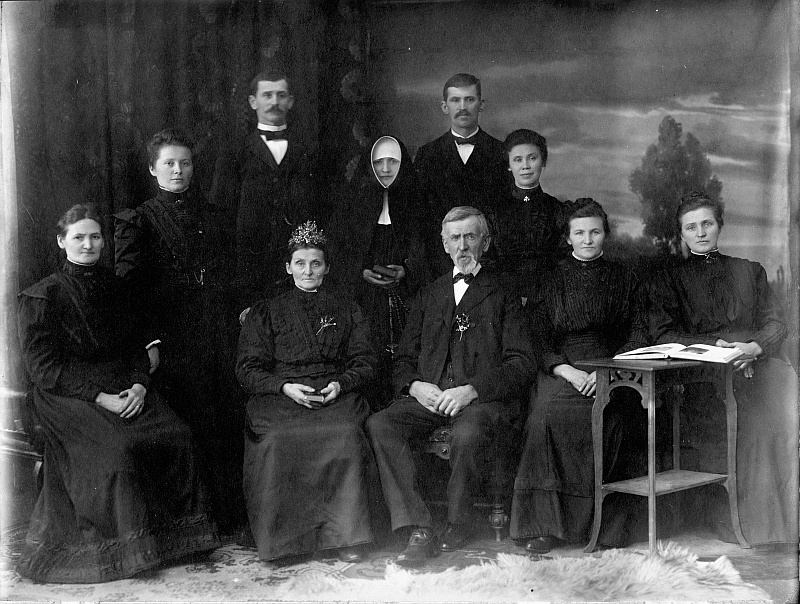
[370,0,790,278]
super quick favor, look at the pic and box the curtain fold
[11,0,371,293]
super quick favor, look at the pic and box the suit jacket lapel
[455,271,493,314]
[432,273,456,327]
[246,132,278,170]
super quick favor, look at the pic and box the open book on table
[613,343,744,364]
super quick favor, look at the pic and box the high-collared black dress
[487,185,570,302]
[114,187,244,533]
[649,251,798,545]
[236,284,377,561]
[16,262,219,583]
[510,255,650,545]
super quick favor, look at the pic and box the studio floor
[1,450,797,602]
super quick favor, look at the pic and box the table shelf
[603,469,726,497]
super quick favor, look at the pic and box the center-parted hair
[502,129,548,167]
[566,198,610,237]
[146,129,194,168]
[442,73,481,101]
[57,204,102,238]
[675,191,725,232]
[441,205,489,238]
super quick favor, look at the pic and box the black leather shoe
[395,527,438,567]
[337,545,364,563]
[525,535,558,554]
[439,523,469,552]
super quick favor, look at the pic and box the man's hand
[408,381,445,414]
[433,384,478,417]
[282,383,322,409]
[147,346,160,374]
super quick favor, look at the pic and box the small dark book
[306,390,325,403]
[372,264,399,279]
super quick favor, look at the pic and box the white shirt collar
[258,124,288,132]
[451,128,480,139]
[452,263,482,277]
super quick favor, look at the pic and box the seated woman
[510,199,649,554]
[114,128,243,534]
[649,192,798,545]
[329,135,430,408]
[16,204,219,583]
[237,221,378,563]
[488,128,568,303]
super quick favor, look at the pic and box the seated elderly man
[366,205,535,567]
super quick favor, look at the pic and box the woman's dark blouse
[236,285,376,397]
[530,255,649,372]
[18,262,152,402]
[114,188,232,337]
[649,252,786,353]
[488,185,569,298]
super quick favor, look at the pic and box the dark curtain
[10,0,374,290]
[5,0,376,389]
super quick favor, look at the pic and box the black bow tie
[259,130,287,141]
[453,134,478,146]
[453,272,474,284]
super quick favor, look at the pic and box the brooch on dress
[316,315,337,336]
[454,313,474,341]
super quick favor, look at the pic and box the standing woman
[114,129,244,534]
[510,199,650,554]
[488,129,568,303]
[649,192,798,545]
[237,222,377,563]
[330,135,430,408]
[17,205,219,583]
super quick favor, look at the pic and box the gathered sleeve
[467,292,536,403]
[528,293,568,374]
[748,262,788,354]
[333,300,376,394]
[18,292,103,402]
[648,269,719,347]
[615,273,651,355]
[235,300,286,396]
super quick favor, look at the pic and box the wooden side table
[577,358,750,553]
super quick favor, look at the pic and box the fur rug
[272,543,769,602]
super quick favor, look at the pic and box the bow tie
[453,135,478,146]
[259,130,287,141]
[453,272,475,284]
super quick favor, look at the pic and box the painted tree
[629,116,722,252]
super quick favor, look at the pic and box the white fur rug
[273,543,769,602]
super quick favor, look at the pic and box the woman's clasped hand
[281,381,341,408]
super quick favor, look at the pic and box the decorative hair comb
[289,221,327,247]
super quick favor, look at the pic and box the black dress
[487,185,569,301]
[16,262,219,583]
[114,187,244,532]
[649,251,798,545]
[236,284,377,561]
[329,137,431,408]
[510,255,649,545]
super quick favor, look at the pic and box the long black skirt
[510,374,647,546]
[17,387,220,583]
[243,390,374,561]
